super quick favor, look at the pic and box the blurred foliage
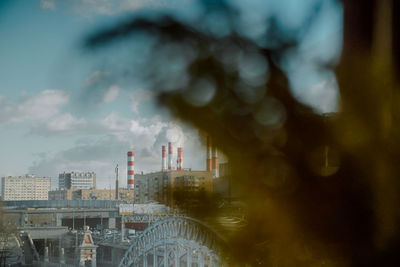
[0,199,15,235]
[85,0,400,266]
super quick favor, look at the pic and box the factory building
[134,170,212,206]
[48,188,133,202]
[58,171,96,190]
[1,175,51,200]
[134,141,217,206]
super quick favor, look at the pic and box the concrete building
[1,175,51,200]
[134,170,212,206]
[49,189,133,202]
[48,189,73,201]
[59,171,96,190]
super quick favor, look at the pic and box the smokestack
[212,145,219,178]
[127,151,134,189]
[115,164,119,200]
[206,136,212,172]
[162,145,167,172]
[177,147,183,170]
[168,142,173,170]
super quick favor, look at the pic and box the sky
[0,0,342,190]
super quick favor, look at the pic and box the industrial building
[134,170,212,206]
[1,175,51,200]
[134,141,217,206]
[48,188,134,202]
[58,171,96,190]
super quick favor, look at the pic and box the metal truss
[125,214,170,223]
[119,217,226,267]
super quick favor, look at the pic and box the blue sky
[0,0,342,189]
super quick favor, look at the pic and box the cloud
[29,135,128,189]
[29,114,206,188]
[82,71,122,105]
[28,110,161,137]
[40,0,56,10]
[40,0,171,16]
[100,112,132,132]
[30,113,87,135]
[130,88,155,114]
[83,71,109,88]
[103,85,120,103]
[0,90,69,124]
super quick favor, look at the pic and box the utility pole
[115,164,119,201]
[121,214,125,242]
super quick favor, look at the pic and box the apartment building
[1,175,51,200]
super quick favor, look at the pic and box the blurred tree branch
[84,0,400,265]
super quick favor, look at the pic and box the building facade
[1,175,51,200]
[58,171,96,190]
[134,170,212,206]
[48,189,133,202]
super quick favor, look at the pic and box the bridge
[119,217,227,267]
[3,200,172,230]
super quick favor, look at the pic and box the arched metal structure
[119,217,226,267]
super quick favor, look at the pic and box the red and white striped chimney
[168,142,173,170]
[127,151,134,189]
[177,147,183,170]
[206,136,212,172]
[212,145,219,178]
[161,145,167,172]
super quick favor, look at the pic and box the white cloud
[103,85,120,103]
[40,0,170,16]
[31,113,87,135]
[100,112,132,132]
[130,88,155,114]
[84,71,109,88]
[46,113,86,132]
[40,0,56,10]
[29,114,206,188]
[82,71,122,105]
[0,90,69,124]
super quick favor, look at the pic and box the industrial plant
[0,137,233,266]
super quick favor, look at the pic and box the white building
[58,171,96,190]
[1,175,51,200]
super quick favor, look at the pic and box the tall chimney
[177,147,183,170]
[127,151,134,189]
[212,145,219,178]
[162,145,167,172]
[168,142,173,170]
[115,164,119,200]
[206,136,212,172]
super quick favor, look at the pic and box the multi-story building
[47,189,73,201]
[48,189,133,202]
[1,175,51,200]
[134,170,212,206]
[58,171,96,190]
